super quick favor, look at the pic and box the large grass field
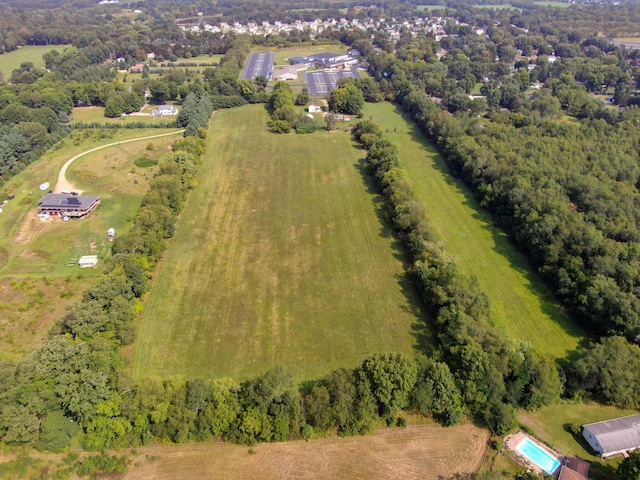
[122,421,488,480]
[0,420,488,479]
[0,44,70,77]
[0,128,182,278]
[362,102,584,358]
[132,105,429,382]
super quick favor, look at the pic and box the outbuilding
[78,255,98,268]
[583,414,640,457]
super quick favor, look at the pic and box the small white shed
[78,255,98,268]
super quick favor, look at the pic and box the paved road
[241,52,274,80]
[55,129,185,194]
[304,66,361,96]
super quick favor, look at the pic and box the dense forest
[3,0,640,477]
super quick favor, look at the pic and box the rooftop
[584,414,640,454]
[39,193,100,211]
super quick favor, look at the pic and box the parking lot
[304,67,361,96]
[241,52,274,80]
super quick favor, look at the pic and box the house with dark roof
[583,414,640,458]
[38,193,100,218]
[558,456,590,480]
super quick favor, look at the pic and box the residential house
[151,105,178,118]
[130,63,145,73]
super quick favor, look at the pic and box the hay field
[362,102,584,358]
[124,422,489,480]
[132,105,429,382]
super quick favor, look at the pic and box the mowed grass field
[0,128,182,277]
[123,421,488,480]
[132,105,428,382]
[71,105,180,125]
[362,102,584,358]
[0,44,70,77]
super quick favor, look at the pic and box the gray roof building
[38,193,100,218]
[583,414,640,457]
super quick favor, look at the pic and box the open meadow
[0,128,182,278]
[122,421,488,480]
[0,44,70,77]
[0,420,488,479]
[132,105,429,382]
[0,127,181,360]
[362,102,584,358]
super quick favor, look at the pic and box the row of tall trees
[350,19,640,408]
[352,120,562,433]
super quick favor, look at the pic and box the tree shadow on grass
[351,155,437,356]
[353,157,395,245]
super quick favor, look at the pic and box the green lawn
[0,44,70,77]
[132,105,429,382]
[71,105,179,125]
[533,0,572,7]
[268,45,347,67]
[519,403,637,479]
[474,4,519,9]
[416,5,447,11]
[362,102,584,359]
[0,128,182,277]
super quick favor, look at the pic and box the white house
[308,104,322,113]
[583,414,640,457]
[151,105,178,117]
[78,255,98,268]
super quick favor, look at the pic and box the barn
[38,193,100,218]
[583,414,640,457]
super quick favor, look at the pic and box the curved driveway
[55,129,185,193]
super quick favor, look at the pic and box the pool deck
[504,431,564,477]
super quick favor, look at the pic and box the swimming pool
[515,438,560,474]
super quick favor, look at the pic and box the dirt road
[54,129,185,194]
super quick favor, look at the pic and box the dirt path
[54,129,185,194]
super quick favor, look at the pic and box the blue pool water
[515,438,560,474]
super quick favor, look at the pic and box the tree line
[347,24,640,408]
[352,120,562,433]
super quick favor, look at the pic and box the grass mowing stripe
[363,102,584,358]
[132,105,430,382]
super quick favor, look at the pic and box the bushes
[134,154,158,168]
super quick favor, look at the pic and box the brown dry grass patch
[0,276,83,360]
[123,422,489,480]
